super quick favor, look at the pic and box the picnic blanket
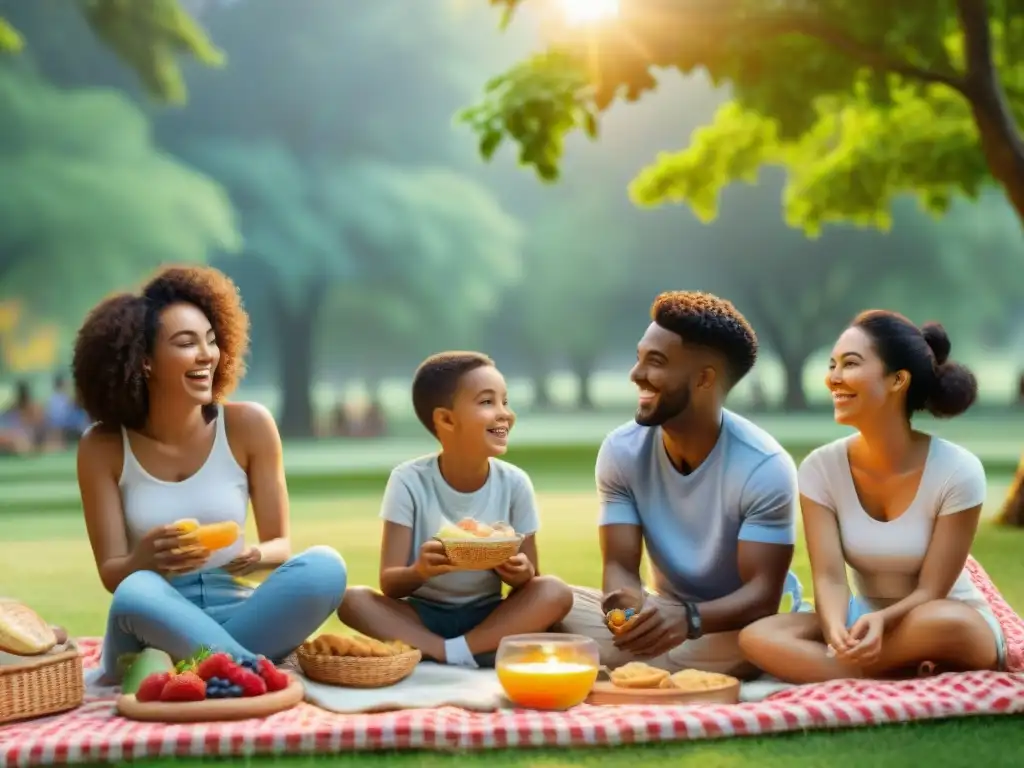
[1,556,1022,766]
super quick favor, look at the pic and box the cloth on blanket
[0,557,1021,767]
[302,662,508,714]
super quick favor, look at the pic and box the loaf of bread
[0,600,57,655]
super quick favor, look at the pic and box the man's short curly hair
[412,351,494,436]
[651,291,758,388]
[71,265,250,430]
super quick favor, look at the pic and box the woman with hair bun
[738,310,1005,682]
[73,265,348,683]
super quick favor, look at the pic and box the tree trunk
[532,371,552,409]
[272,282,325,439]
[956,1,1024,526]
[570,357,596,411]
[781,355,808,411]
[997,454,1024,527]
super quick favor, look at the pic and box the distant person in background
[359,398,387,438]
[0,381,43,455]
[739,312,1004,682]
[43,374,90,447]
[72,265,347,682]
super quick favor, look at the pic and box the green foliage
[0,66,240,322]
[0,0,220,103]
[462,0,1024,232]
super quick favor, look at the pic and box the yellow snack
[609,661,670,689]
[659,668,737,692]
[173,519,241,551]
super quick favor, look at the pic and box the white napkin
[300,661,508,714]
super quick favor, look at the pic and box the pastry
[608,661,670,689]
[436,518,518,540]
[302,633,415,658]
[659,668,737,691]
[0,600,57,656]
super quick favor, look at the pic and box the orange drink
[495,633,599,710]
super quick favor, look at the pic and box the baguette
[0,599,57,655]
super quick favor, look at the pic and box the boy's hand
[495,553,534,588]
[414,540,457,580]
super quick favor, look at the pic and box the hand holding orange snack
[173,519,242,552]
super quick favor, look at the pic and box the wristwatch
[683,601,703,639]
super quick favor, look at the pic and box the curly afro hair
[72,265,250,430]
[651,291,758,388]
[412,351,494,436]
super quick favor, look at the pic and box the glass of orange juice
[496,633,599,710]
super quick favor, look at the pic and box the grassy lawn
[2,473,1023,767]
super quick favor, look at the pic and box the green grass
[3,478,1024,767]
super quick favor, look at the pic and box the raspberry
[159,671,206,702]
[257,658,290,692]
[196,652,237,681]
[136,672,172,703]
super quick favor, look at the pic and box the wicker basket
[0,642,84,725]
[436,535,523,570]
[295,647,422,688]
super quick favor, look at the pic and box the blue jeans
[100,545,347,682]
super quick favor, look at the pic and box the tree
[0,66,239,323]
[184,139,521,437]
[0,0,220,103]
[461,0,1024,231]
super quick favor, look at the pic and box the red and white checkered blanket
[2,557,1022,766]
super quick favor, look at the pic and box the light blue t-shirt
[597,409,798,604]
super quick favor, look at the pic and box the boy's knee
[110,570,167,617]
[336,585,376,622]
[533,575,575,616]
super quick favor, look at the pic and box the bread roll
[0,600,57,655]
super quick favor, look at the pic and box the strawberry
[196,652,238,682]
[159,671,206,702]
[257,658,290,692]
[136,672,172,703]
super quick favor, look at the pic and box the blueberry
[625,608,635,619]
[229,685,243,697]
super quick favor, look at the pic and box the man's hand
[613,599,689,658]
[495,553,535,588]
[601,587,644,615]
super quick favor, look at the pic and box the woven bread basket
[436,535,523,570]
[296,646,421,688]
[0,641,84,724]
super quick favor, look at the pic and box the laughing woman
[738,310,1005,683]
[73,266,347,682]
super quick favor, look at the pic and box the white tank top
[119,406,249,572]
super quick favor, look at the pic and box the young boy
[336,351,573,667]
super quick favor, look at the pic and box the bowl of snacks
[434,518,523,570]
[296,633,421,688]
[495,633,600,710]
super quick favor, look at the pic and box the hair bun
[921,321,950,365]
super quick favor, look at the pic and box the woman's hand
[824,623,856,659]
[132,524,210,577]
[837,612,885,666]
[223,546,263,576]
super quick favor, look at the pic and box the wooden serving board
[116,675,304,722]
[586,679,740,707]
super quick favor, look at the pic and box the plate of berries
[116,648,304,722]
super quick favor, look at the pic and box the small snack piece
[658,668,737,692]
[0,599,58,655]
[172,518,242,551]
[604,606,638,636]
[608,661,670,689]
[301,633,415,658]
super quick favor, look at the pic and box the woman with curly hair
[738,311,1005,682]
[73,265,347,682]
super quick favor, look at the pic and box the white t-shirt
[798,435,988,611]
[379,453,541,606]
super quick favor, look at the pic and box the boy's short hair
[412,351,495,436]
